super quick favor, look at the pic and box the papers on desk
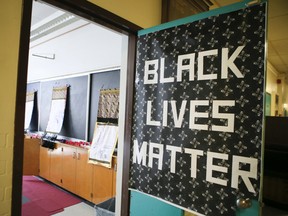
[46,86,67,133]
[89,123,118,168]
[24,92,35,130]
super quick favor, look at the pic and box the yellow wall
[266,62,279,116]
[88,0,162,28]
[0,0,22,215]
[0,1,161,215]
[266,62,278,95]
[2,0,287,215]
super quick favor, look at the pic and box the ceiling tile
[268,0,288,18]
[273,64,288,73]
[280,54,288,65]
[268,55,285,66]
[270,39,288,55]
[267,41,278,56]
[268,15,288,41]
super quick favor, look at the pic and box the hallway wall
[0,1,22,215]
[0,1,162,215]
[89,0,162,28]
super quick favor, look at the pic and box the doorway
[13,0,139,215]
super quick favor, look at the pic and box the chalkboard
[26,82,40,131]
[39,76,88,140]
[89,70,120,141]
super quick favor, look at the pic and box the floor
[51,202,288,216]
[23,176,288,216]
[262,205,288,216]
[52,202,95,216]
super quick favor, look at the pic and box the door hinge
[91,193,93,198]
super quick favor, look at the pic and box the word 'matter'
[133,140,257,193]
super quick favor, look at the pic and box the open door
[129,1,267,216]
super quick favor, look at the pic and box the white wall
[266,61,288,116]
[27,21,122,82]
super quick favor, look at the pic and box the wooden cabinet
[75,148,93,201]
[112,157,117,197]
[39,146,50,179]
[92,157,117,204]
[39,143,94,201]
[62,145,77,193]
[42,144,78,191]
[23,138,40,175]
[49,145,63,186]
[39,142,116,204]
[39,143,65,185]
[61,145,93,199]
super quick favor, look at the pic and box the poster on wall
[97,88,120,120]
[88,88,119,167]
[129,3,266,216]
[24,92,35,130]
[46,86,68,133]
[89,123,118,168]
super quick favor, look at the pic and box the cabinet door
[62,145,76,193]
[39,146,50,179]
[112,157,117,197]
[92,164,113,204]
[23,138,40,175]
[49,145,62,186]
[75,148,93,201]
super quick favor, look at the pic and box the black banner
[130,3,266,216]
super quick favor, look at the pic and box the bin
[95,197,115,216]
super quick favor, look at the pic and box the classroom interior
[21,0,288,215]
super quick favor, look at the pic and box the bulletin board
[39,75,88,140]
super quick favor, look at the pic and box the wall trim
[12,0,33,215]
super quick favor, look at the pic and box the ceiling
[29,1,123,82]
[31,1,58,26]
[31,0,288,82]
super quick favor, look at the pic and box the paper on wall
[24,92,35,130]
[89,123,118,168]
[46,86,67,133]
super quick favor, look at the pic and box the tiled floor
[52,202,95,216]
[51,202,288,216]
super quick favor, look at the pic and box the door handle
[236,198,252,209]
